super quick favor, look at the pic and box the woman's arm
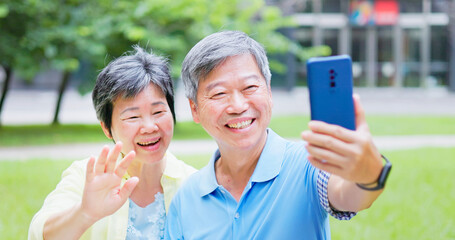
[41,142,138,240]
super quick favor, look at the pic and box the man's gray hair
[181,30,271,102]
[92,45,175,135]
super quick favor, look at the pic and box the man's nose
[226,92,248,114]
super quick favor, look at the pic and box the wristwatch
[356,154,392,191]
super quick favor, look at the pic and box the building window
[402,28,422,87]
[322,29,339,55]
[430,25,449,86]
[351,27,368,86]
[431,1,445,13]
[377,27,394,86]
[322,0,341,13]
[397,0,423,13]
[296,27,314,86]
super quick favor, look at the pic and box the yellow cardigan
[28,151,196,240]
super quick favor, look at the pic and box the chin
[137,151,166,164]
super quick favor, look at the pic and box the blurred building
[270,0,453,91]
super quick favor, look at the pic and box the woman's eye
[153,111,164,115]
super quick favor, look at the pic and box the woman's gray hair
[181,30,271,103]
[92,45,175,135]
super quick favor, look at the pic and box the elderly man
[166,31,390,239]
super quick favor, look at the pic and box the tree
[1,0,326,125]
[0,1,44,126]
[0,0,107,125]
[83,0,326,84]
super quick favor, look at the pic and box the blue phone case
[306,55,355,130]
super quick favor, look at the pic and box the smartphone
[306,55,355,130]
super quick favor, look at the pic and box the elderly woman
[28,46,196,240]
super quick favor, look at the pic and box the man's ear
[268,86,273,109]
[189,99,200,123]
[100,122,113,139]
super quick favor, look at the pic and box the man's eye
[212,92,225,98]
[153,111,164,115]
[244,85,258,92]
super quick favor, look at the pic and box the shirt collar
[198,149,222,197]
[197,128,287,197]
[250,128,286,182]
[162,151,188,179]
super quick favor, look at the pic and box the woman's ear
[100,122,113,139]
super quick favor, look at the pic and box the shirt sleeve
[316,170,356,220]
[28,160,86,240]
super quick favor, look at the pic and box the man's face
[189,54,273,151]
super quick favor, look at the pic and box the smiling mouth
[137,138,160,147]
[226,119,254,129]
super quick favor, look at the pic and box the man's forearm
[328,174,384,212]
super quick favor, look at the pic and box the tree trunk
[52,71,71,125]
[0,66,12,126]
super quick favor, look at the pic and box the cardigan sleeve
[28,159,87,240]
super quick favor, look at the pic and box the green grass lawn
[330,147,455,240]
[1,115,454,146]
[1,147,454,239]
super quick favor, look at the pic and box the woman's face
[102,83,174,164]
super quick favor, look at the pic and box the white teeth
[138,139,159,146]
[227,120,252,129]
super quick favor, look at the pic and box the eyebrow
[205,74,261,92]
[120,101,167,115]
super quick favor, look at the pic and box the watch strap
[356,154,392,191]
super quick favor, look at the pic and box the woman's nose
[140,118,159,134]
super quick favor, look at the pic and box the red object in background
[374,0,399,25]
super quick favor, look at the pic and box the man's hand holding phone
[302,55,389,212]
[301,94,383,185]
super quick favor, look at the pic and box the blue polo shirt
[166,129,351,240]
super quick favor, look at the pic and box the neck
[215,134,267,202]
[127,157,166,207]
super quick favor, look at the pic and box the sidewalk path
[1,135,455,161]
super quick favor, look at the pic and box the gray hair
[181,30,271,102]
[92,45,175,135]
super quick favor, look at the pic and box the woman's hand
[80,141,139,222]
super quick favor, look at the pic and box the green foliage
[0,4,8,18]
[0,0,322,93]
